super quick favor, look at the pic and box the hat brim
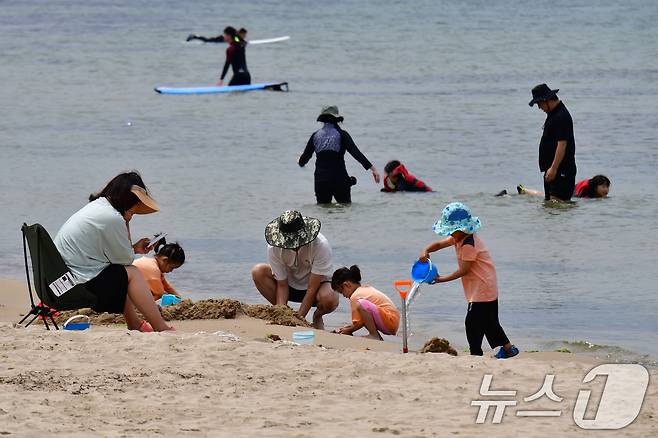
[317,114,344,123]
[432,217,481,236]
[131,186,160,215]
[265,216,321,249]
[529,89,559,106]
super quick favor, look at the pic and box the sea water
[0,0,657,361]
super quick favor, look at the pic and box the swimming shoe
[495,189,508,197]
[495,345,519,359]
[517,184,526,194]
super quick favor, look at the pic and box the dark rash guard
[298,123,372,182]
[220,41,249,81]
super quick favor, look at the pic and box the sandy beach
[0,278,655,437]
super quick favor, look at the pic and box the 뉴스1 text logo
[471,364,649,429]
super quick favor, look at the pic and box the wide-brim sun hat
[432,202,481,236]
[316,105,344,123]
[130,185,160,214]
[265,210,321,249]
[529,83,559,107]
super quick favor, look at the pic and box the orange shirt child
[350,285,400,335]
[448,234,498,303]
[133,256,177,300]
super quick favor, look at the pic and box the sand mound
[243,304,312,327]
[52,300,311,327]
[420,337,458,356]
[162,299,243,320]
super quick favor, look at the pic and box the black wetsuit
[220,41,250,86]
[191,34,225,43]
[299,123,373,204]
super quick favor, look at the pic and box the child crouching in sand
[419,202,518,358]
[331,265,400,340]
[133,241,185,300]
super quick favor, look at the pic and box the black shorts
[544,172,575,201]
[83,264,129,314]
[288,281,332,305]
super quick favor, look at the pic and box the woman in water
[217,26,250,86]
[298,106,380,204]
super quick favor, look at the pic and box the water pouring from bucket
[395,260,440,352]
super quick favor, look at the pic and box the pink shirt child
[448,234,498,303]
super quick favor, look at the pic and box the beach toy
[394,280,413,353]
[292,331,315,345]
[160,294,181,306]
[411,259,438,284]
[63,315,91,331]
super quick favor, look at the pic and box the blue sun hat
[432,202,481,236]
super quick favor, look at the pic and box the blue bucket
[411,260,438,284]
[292,331,315,345]
[63,315,91,331]
[160,294,181,306]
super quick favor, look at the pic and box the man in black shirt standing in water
[529,84,577,201]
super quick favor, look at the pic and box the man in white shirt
[251,210,339,329]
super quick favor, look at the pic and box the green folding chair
[19,223,98,330]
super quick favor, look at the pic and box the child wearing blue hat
[418,202,519,358]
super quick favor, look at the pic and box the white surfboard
[248,35,290,45]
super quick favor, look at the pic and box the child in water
[331,265,400,340]
[382,160,432,192]
[133,241,185,301]
[419,202,518,358]
[516,174,610,198]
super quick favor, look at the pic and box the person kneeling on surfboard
[381,160,432,192]
[217,26,250,86]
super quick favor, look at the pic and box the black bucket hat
[265,210,321,249]
[529,83,559,107]
[316,106,344,123]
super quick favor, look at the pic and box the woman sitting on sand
[54,171,174,332]
[331,265,400,341]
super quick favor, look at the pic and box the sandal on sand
[138,320,154,332]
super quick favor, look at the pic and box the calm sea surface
[1,0,657,360]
